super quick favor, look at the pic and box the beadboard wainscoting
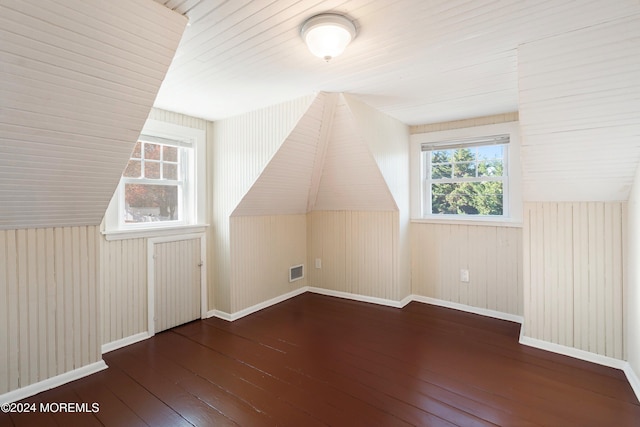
[522,202,626,360]
[230,215,308,313]
[307,211,401,301]
[411,222,524,317]
[0,226,103,398]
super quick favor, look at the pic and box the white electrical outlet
[315,258,322,269]
[460,269,469,282]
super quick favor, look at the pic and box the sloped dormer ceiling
[0,0,187,229]
[232,93,397,216]
[519,14,640,201]
[313,95,397,211]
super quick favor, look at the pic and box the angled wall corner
[231,92,401,217]
[312,94,398,212]
[211,94,316,313]
[0,0,188,229]
[231,93,333,216]
[215,91,410,313]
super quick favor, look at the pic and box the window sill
[102,224,209,241]
[411,217,522,228]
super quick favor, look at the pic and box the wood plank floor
[3,293,639,426]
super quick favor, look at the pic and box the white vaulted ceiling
[0,0,187,229]
[152,0,640,125]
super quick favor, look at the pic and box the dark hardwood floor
[3,293,639,426]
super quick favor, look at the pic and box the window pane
[145,161,160,179]
[164,163,178,180]
[477,145,503,160]
[163,146,178,162]
[431,182,503,215]
[453,148,475,162]
[144,143,161,160]
[453,162,476,178]
[131,141,142,158]
[478,160,504,177]
[123,160,141,178]
[431,150,452,163]
[431,163,452,179]
[124,184,179,223]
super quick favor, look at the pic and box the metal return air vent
[289,264,304,282]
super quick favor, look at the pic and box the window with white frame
[104,120,206,235]
[121,136,190,224]
[411,122,521,222]
[424,135,508,216]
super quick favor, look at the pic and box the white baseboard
[101,332,151,354]
[623,363,640,402]
[207,309,233,321]
[307,287,407,308]
[208,287,309,322]
[412,295,524,324]
[0,360,108,405]
[518,335,627,370]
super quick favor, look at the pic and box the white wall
[100,108,209,346]
[307,211,399,300]
[412,223,523,316]
[409,113,522,315]
[517,14,638,363]
[522,202,625,359]
[627,164,640,378]
[230,215,307,312]
[0,0,186,229]
[0,226,101,395]
[343,95,411,298]
[211,95,314,313]
[519,14,640,201]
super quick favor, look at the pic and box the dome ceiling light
[301,13,357,62]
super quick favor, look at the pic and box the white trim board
[519,335,640,403]
[0,361,108,405]
[101,332,151,354]
[623,364,640,402]
[518,335,627,369]
[412,295,524,324]
[308,287,411,308]
[208,287,308,322]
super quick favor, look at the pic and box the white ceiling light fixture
[301,13,357,62]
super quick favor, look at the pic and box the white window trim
[103,120,207,240]
[410,122,522,224]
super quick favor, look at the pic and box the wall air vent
[289,264,304,282]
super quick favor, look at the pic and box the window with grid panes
[422,135,508,217]
[120,135,191,225]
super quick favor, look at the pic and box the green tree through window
[427,145,505,216]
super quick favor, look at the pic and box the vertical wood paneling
[0,226,100,394]
[230,215,307,312]
[100,237,146,345]
[523,202,625,359]
[100,108,209,345]
[344,94,411,298]
[411,222,522,316]
[212,95,314,313]
[626,162,640,376]
[307,211,398,301]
